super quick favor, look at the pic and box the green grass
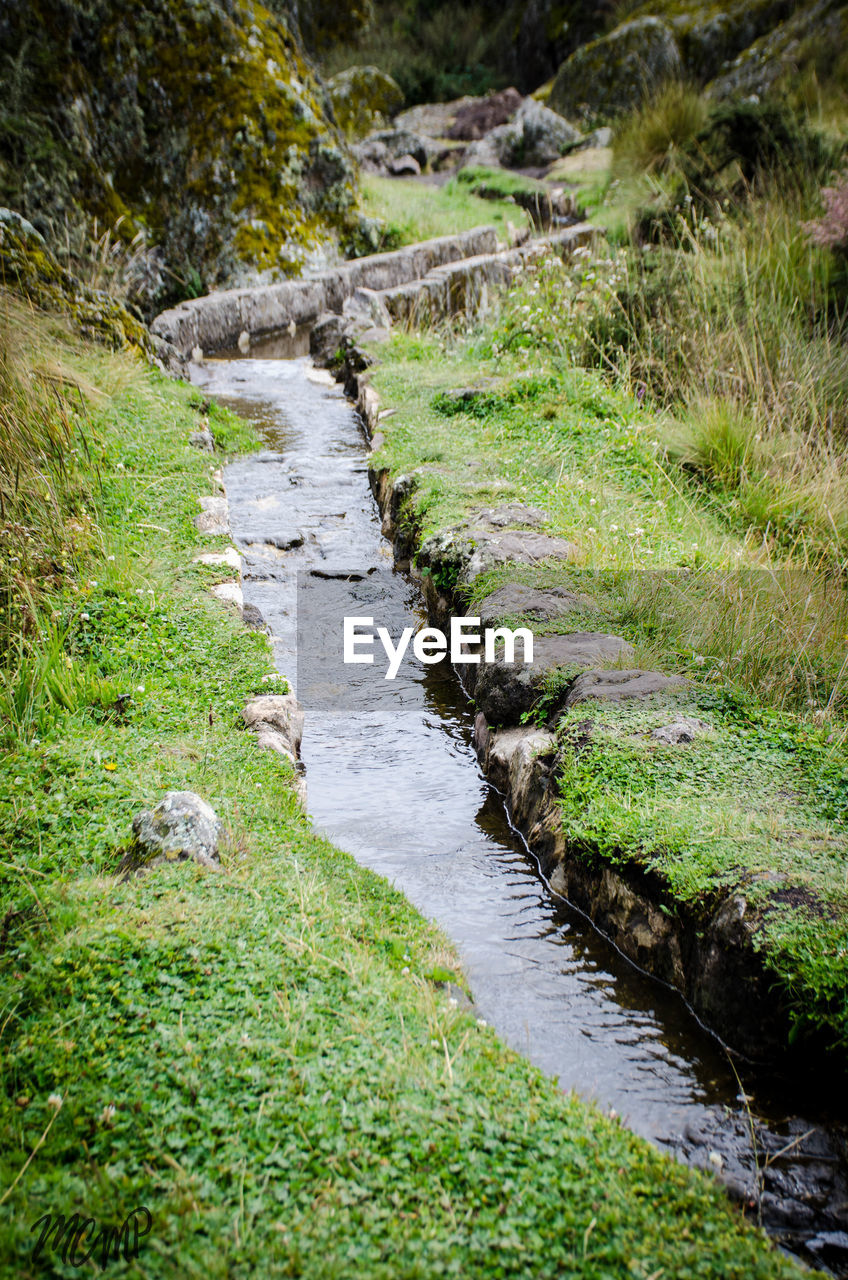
[360,173,532,249]
[0,301,809,1276]
[366,327,848,1053]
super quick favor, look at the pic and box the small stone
[194,495,229,535]
[210,581,243,611]
[191,346,204,364]
[193,547,240,570]
[651,717,712,745]
[237,329,250,353]
[130,791,221,869]
[189,429,214,452]
[242,694,304,759]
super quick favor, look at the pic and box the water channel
[194,348,848,1274]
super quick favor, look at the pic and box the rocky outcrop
[549,17,682,122]
[463,99,582,168]
[0,0,361,315]
[546,0,840,123]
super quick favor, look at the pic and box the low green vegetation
[360,173,532,249]
[0,296,810,1275]
[366,303,848,1050]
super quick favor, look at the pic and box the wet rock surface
[672,1110,848,1272]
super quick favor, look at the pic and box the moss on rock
[327,65,405,140]
[548,17,683,124]
[0,208,153,354]
[0,0,361,309]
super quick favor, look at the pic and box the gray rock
[352,129,434,175]
[419,523,580,592]
[131,791,221,868]
[189,428,214,452]
[477,583,586,628]
[564,668,688,709]
[651,717,712,745]
[342,287,392,331]
[464,98,581,168]
[469,503,546,529]
[151,334,189,379]
[471,633,633,725]
[389,153,421,176]
[463,529,581,584]
[194,495,229,535]
[549,17,682,122]
[573,126,613,151]
[242,693,304,763]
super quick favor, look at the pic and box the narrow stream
[195,350,848,1273]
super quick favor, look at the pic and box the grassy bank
[366,325,848,1055]
[0,295,807,1276]
[356,85,848,1057]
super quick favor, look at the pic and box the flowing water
[195,349,848,1273]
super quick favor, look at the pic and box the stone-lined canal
[195,350,848,1274]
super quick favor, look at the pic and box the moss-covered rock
[327,65,405,140]
[0,208,153,355]
[0,0,360,311]
[548,17,682,124]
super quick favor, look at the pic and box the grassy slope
[0,305,806,1276]
[367,327,848,1054]
[361,173,533,248]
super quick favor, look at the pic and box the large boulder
[549,17,682,123]
[0,0,360,312]
[327,65,404,140]
[130,791,221,869]
[464,99,582,168]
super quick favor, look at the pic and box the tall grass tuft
[0,293,95,645]
[613,82,708,179]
